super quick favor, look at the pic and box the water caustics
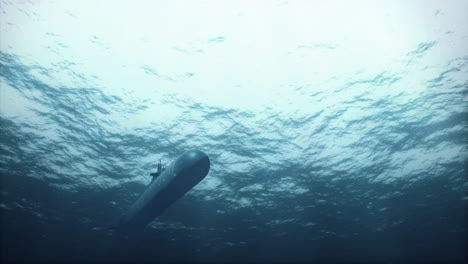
[0,0,467,262]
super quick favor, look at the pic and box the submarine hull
[118,149,210,233]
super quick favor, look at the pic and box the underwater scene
[1,0,467,263]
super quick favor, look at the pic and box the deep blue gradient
[1,1,467,263]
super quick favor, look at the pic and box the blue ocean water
[1,1,467,263]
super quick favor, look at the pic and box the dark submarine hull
[117,150,210,233]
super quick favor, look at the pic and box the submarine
[117,149,210,233]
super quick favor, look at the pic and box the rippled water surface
[1,0,467,263]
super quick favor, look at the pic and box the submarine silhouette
[117,149,210,233]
